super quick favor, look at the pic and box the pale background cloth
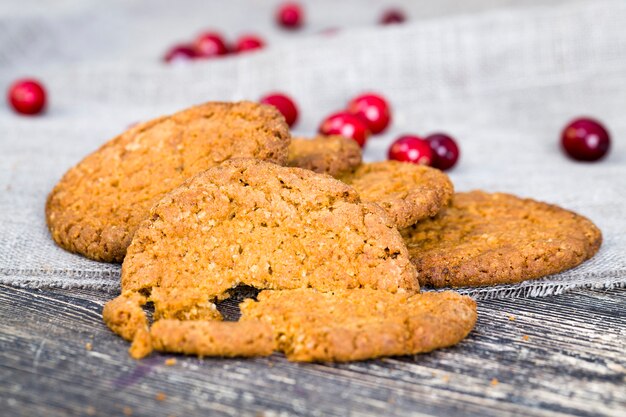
[0,0,624,299]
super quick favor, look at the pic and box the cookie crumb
[85,342,93,351]
[123,406,133,416]
[164,358,177,366]
[508,315,516,321]
[490,378,499,386]
[156,392,166,402]
[522,335,530,341]
[85,406,96,415]
[441,375,450,383]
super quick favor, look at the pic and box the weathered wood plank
[0,285,624,417]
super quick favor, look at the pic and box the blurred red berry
[319,112,370,147]
[163,44,197,63]
[561,117,610,161]
[260,93,299,127]
[276,2,303,29]
[380,8,406,25]
[194,32,229,58]
[388,135,432,165]
[235,35,265,53]
[426,133,460,171]
[347,93,391,134]
[8,79,46,115]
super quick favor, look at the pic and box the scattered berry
[163,44,197,63]
[426,133,460,171]
[260,93,299,127]
[235,35,265,53]
[194,32,229,58]
[319,112,370,147]
[388,135,433,165]
[276,2,303,29]
[347,93,391,134]
[561,117,610,161]
[380,8,406,25]
[7,79,47,115]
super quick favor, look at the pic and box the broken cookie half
[103,159,423,359]
[150,288,477,362]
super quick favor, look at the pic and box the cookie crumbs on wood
[508,315,516,321]
[85,342,92,351]
[522,335,530,341]
[155,392,166,401]
[164,358,177,366]
[123,406,133,416]
[491,378,499,386]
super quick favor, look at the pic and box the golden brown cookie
[150,320,276,358]
[401,191,603,288]
[239,288,477,362]
[339,161,454,229]
[46,101,290,263]
[112,289,476,362]
[103,159,418,357]
[287,135,362,177]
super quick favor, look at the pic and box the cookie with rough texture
[103,159,418,358]
[150,320,276,358]
[46,101,290,263]
[287,135,362,177]
[111,288,476,362]
[239,288,477,362]
[339,161,454,229]
[401,191,603,288]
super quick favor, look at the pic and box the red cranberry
[561,118,610,162]
[7,79,46,115]
[388,135,432,165]
[347,93,391,134]
[235,35,265,53]
[163,44,197,63]
[380,8,406,25]
[319,112,370,147]
[194,32,229,58]
[426,133,460,171]
[276,2,303,29]
[260,93,299,127]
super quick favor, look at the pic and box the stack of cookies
[46,101,602,362]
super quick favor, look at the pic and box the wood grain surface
[0,285,624,417]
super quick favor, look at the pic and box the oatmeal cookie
[287,135,362,177]
[103,159,418,358]
[46,101,290,262]
[340,161,453,228]
[401,191,602,287]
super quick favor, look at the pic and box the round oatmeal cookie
[103,159,419,358]
[339,161,454,229]
[287,135,362,177]
[46,101,290,263]
[401,191,603,288]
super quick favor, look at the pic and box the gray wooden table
[1,284,624,417]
